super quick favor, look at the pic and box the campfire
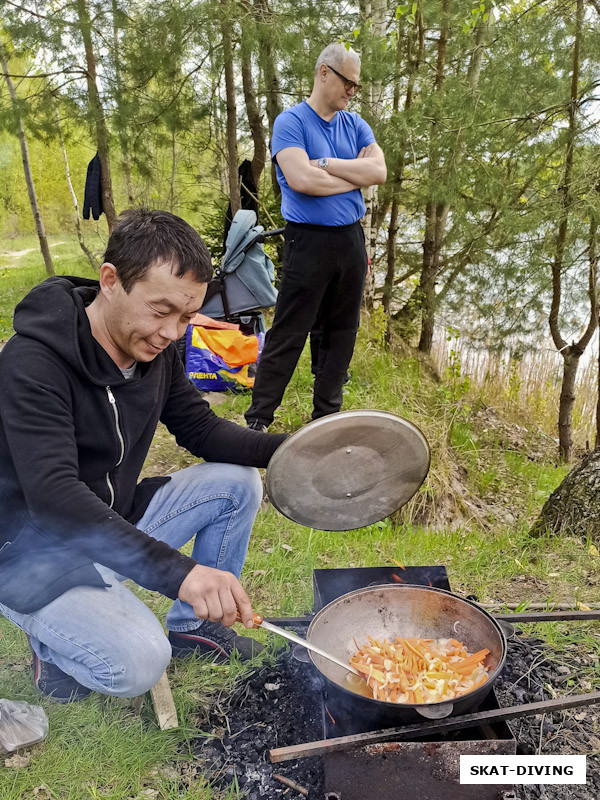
[197,566,600,799]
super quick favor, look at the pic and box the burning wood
[325,705,336,725]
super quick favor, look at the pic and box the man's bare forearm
[320,156,387,187]
[293,167,359,196]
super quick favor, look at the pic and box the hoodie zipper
[105,386,125,508]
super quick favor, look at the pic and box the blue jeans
[0,463,263,697]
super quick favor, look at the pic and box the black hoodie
[0,276,286,613]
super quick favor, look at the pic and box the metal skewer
[238,612,359,675]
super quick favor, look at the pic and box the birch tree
[220,0,241,215]
[0,40,54,276]
[548,0,598,461]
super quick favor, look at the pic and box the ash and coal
[495,633,599,800]
[194,630,599,800]
[196,642,324,799]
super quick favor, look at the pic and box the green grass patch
[0,234,101,341]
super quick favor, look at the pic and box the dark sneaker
[29,641,92,704]
[246,419,269,433]
[168,621,264,662]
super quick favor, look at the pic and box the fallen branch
[272,773,309,796]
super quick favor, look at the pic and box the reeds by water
[431,330,598,447]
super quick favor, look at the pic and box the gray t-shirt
[120,363,138,380]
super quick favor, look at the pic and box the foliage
[2,0,599,352]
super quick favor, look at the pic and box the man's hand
[178,564,254,628]
[358,144,377,159]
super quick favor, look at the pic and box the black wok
[306,584,507,727]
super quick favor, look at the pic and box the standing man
[245,43,386,432]
[0,209,287,703]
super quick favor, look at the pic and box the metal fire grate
[313,566,517,800]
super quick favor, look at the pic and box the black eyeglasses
[325,64,362,94]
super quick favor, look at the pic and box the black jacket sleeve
[160,349,288,466]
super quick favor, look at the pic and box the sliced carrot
[351,636,491,705]
[354,662,386,683]
[452,649,490,673]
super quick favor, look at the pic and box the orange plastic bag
[185,325,264,391]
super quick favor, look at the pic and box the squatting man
[0,209,287,703]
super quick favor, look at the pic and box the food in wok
[347,636,490,704]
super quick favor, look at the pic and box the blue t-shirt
[271,101,376,226]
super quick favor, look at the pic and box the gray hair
[314,43,360,74]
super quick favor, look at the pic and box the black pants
[245,220,367,426]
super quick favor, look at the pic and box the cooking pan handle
[415,702,454,719]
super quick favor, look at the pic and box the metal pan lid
[266,410,430,531]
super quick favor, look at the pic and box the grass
[0,234,102,341]
[0,243,599,797]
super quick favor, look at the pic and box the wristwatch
[317,157,329,170]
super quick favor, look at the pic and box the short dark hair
[103,208,213,292]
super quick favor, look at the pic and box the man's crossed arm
[277,143,386,197]
[311,143,387,187]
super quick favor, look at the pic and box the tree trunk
[597,330,600,448]
[416,8,492,353]
[534,447,600,540]
[169,130,176,212]
[418,202,449,352]
[417,201,438,352]
[547,0,597,461]
[76,0,118,232]
[220,0,240,216]
[55,103,98,270]
[383,194,399,323]
[361,0,386,309]
[240,29,266,192]
[383,66,402,327]
[384,7,425,341]
[209,48,229,196]
[254,0,283,197]
[590,203,600,448]
[0,45,54,276]
[111,0,134,206]
[416,0,449,353]
[382,28,404,328]
[558,351,581,462]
